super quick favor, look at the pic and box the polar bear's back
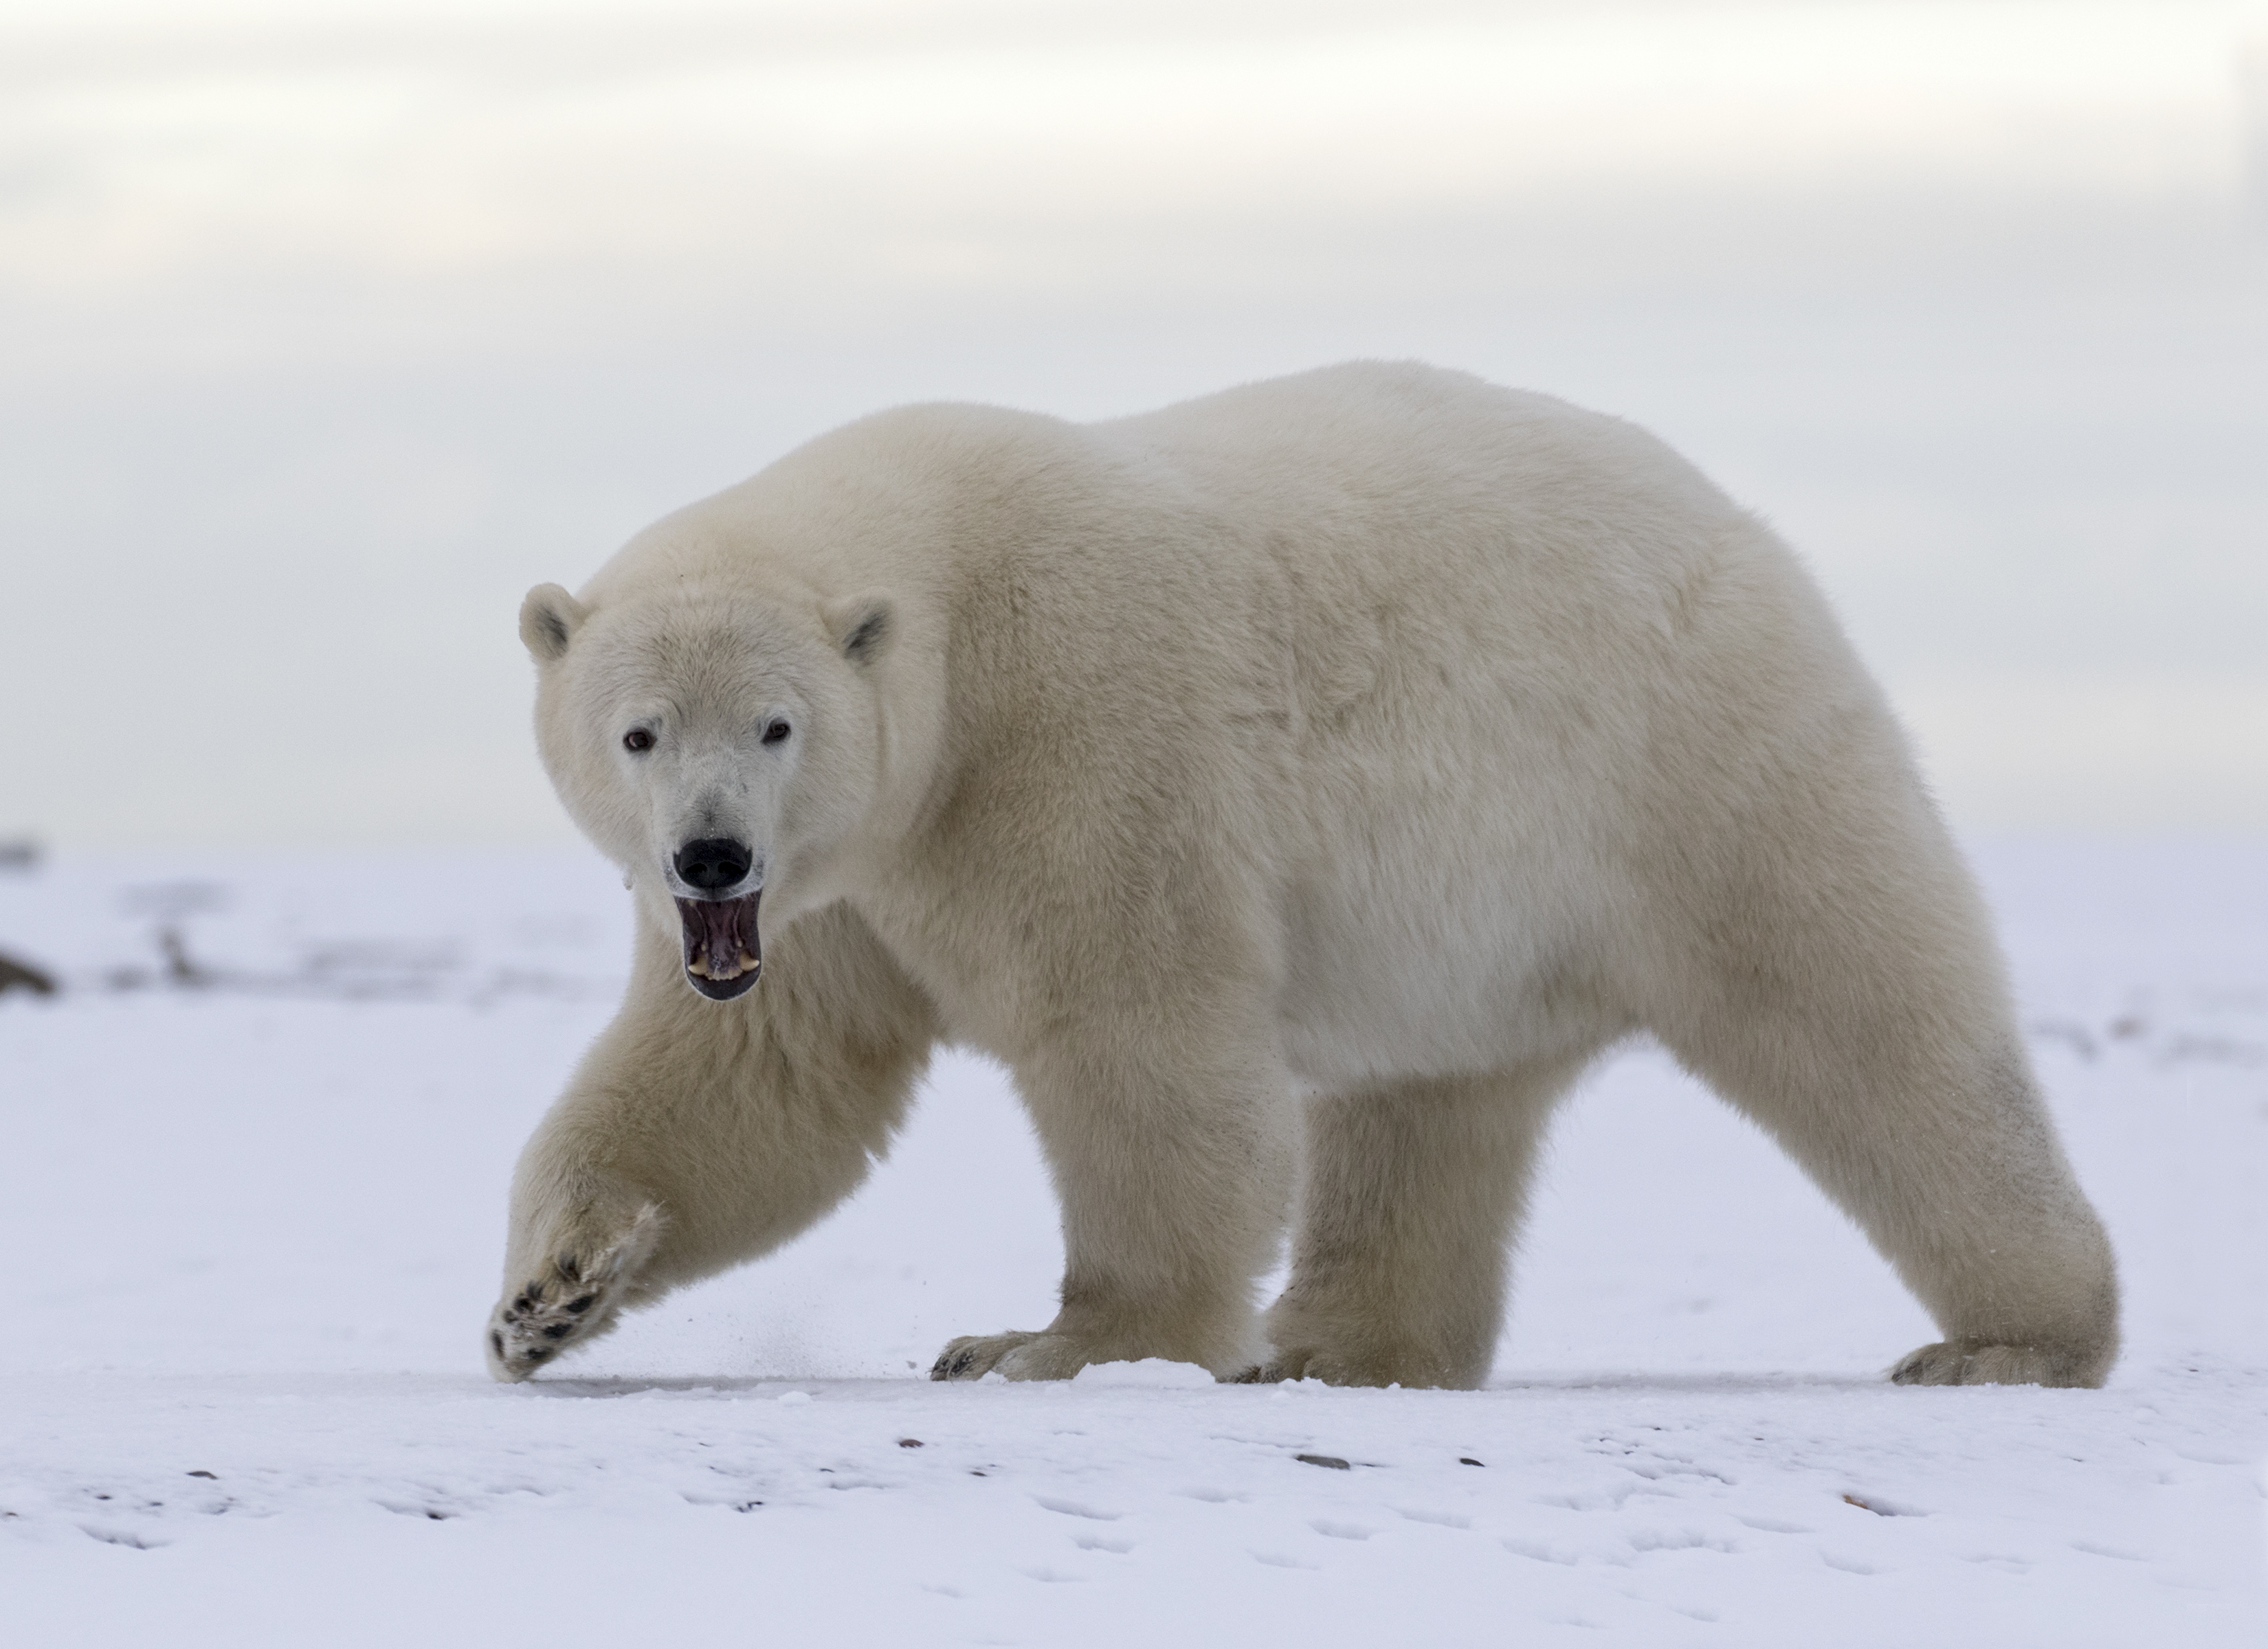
[1110,359,1743,594]
[1098,359,1878,824]
[1098,361,1834,762]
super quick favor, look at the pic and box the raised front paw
[485,1203,663,1382]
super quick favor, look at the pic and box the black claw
[557,1253,581,1282]
[542,1323,572,1340]
[490,1331,504,1356]
[524,1279,547,1303]
[522,1346,550,1361]
[566,1294,596,1314]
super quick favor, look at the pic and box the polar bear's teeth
[736,950,759,974]
[687,956,712,978]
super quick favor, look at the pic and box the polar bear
[487,361,2118,1390]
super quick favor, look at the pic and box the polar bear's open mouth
[676,893,761,1000]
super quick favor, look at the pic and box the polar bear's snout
[674,837,755,893]
[671,839,764,999]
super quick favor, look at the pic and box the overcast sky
[3,0,2265,847]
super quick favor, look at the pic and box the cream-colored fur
[488,361,2119,1390]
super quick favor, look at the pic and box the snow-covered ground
[2,842,2262,1645]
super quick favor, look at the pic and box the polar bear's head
[518,579,900,1000]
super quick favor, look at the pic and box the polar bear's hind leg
[1646,850,2120,1389]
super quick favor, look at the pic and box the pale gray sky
[3,0,2264,845]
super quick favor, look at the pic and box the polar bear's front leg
[931,1022,1295,1382]
[486,906,935,1380]
[1245,1062,1583,1389]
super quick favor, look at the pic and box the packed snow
[1,841,2262,1645]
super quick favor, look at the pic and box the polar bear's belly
[1271,845,1626,1092]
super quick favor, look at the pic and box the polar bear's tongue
[676,893,761,1000]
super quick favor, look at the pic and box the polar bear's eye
[623,728,654,752]
[761,719,791,745]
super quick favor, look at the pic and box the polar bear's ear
[821,592,894,666]
[520,583,589,662]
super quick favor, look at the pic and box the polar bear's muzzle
[676,893,761,1000]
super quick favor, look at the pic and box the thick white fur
[489,361,2118,1390]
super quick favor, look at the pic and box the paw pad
[490,1266,609,1376]
[486,1202,665,1381]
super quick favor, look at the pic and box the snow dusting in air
[1,842,2262,1645]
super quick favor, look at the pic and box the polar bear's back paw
[486,1203,663,1382]
[1889,1337,2112,1389]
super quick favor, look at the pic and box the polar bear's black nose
[675,838,753,893]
